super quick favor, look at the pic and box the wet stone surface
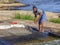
[0,20,60,45]
[0,26,50,45]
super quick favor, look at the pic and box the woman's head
[33,6,37,12]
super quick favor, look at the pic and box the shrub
[15,13,34,20]
[49,18,60,24]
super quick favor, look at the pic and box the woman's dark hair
[33,6,37,9]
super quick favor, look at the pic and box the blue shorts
[39,13,47,24]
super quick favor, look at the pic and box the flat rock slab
[0,25,49,39]
[0,27,32,37]
[0,26,49,45]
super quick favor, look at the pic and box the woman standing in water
[33,6,47,33]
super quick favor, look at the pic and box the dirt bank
[0,10,60,20]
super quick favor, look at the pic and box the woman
[33,6,47,33]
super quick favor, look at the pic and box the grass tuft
[49,18,60,24]
[15,13,34,20]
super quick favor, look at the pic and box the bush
[15,13,34,20]
[49,18,60,23]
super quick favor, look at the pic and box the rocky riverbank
[0,10,60,35]
[0,10,60,45]
[0,10,60,20]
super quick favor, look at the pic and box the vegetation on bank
[49,18,60,24]
[15,13,60,23]
[15,13,34,20]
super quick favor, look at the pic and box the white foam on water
[0,24,25,29]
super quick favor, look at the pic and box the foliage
[15,13,34,20]
[49,18,60,23]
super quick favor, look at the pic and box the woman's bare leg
[39,22,44,32]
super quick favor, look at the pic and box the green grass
[15,13,34,20]
[49,18,60,24]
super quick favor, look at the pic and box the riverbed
[0,19,60,45]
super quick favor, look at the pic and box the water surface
[15,0,60,13]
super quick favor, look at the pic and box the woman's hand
[34,15,41,23]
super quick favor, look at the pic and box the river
[14,0,60,13]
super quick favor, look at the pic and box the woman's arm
[34,12,42,23]
[36,13,42,22]
[38,13,42,20]
[34,14,37,23]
